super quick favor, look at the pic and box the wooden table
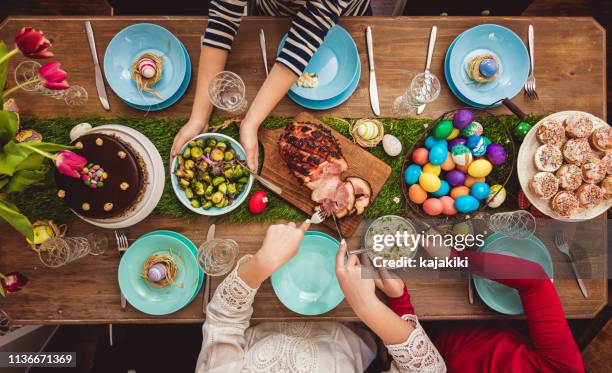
[0,16,607,324]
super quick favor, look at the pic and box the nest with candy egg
[141,252,179,287]
[402,108,516,221]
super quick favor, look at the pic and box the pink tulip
[38,62,69,90]
[54,150,86,178]
[15,27,53,58]
[1,272,28,294]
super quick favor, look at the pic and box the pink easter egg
[412,148,429,166]
[439,196,458,215]
[423,198,444,216]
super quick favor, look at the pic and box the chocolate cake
[55,133,145,219]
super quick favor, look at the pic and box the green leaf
[0,110,18,146]
[0,41,8,100]
[15,154,44,171]
[0,177,8,190]
[0,141,72,176]
[5,166,49,193]
[0,199,33,241]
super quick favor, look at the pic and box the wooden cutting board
[259,112,392,237]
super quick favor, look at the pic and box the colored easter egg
[440,152,455,171]
[470,182,491,200]
[382,134,402,157]
[479,58,498,78]
[464,175,485,187]
[419,173,441,193]
[408,184,427,204]
[424,136,447,150]
[431,180,450,197]
[454,195,480,213]
[448,137,467,150]
[453,109,474,130]
[356,121,379,140]
[412,148,429,165]
[466,135,483,152]
[447,128,460,140]
[451,145,473,166]
[433,120,453,140]
[440,196,457,215]
[456,164,469,173]
[446,170,466,186]
[403,164,422,185]
[428,144,448,165]
[450,186,470,199]
[423,163,441,176]
[468,159,493,178]
[487,184,507,208]
[423,198,444,216]
[486,143,507,165]
[461,121,483,137]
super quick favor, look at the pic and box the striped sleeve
[202,0,247,52]
[276,0,350,76]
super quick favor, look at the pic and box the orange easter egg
[464,175,486,187]
[408,184,427,204]
[456,163,469,173]
[450,186,470,199]
[440,152,455,171]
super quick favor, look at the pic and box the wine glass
[198,238,239,276]
[392,72,441,116]
[208,71,248,115]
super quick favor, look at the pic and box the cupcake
[530,172,559,199]
[556,164,582,191]
[601,153,612,175]
[551,191,579,217]
[576,183,603,208]
[564,114,594,138]
[581,159,606,184]
[562,138,592,165]
[600,175,612,199]
[534,144,563,172]
[536,119,566,146]
[590,126,612,152]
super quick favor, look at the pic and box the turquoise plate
[104,23,187,106]
[122,42,192,111]
[271,231,344,315]
[278,25,360,102]
[118,234,200,315]
[473,232,554,315]
[140,230,204,301]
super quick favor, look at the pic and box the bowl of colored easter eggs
[402,108,516,219]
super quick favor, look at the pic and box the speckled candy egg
[450,186,470,199]
[408,184,427,204]
[412,148,429,165]
[433,120,453,140]
[468,159,493,178]
[453,109,474,130]
[440,152,455,171]
[424,136,447,150]
[419,173,441,193]
[461,121,483,137]
[447,128,461,140]
[446,170,466,186]
[423,198,444,216]
[487,184,507,208]
[422,163,441,176]
[454,195,480,213]
[428,144,448,165]
[485,143,507,165]
[439,196,457,215]
[382,134,402,157]
[451,145,473,167]
[448,138,467,150]
[431,180,450,197]
[403,164,422,185]
[470,182,491,200]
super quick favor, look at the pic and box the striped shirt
[202,0,370,76]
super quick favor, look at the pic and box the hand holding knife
[417,26,437,115]
[85,21,110,111]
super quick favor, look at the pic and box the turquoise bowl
[271,231,344,315]
[170,133,253,216]
[447,24,529,107]
[473,232,554,315]
[118,233,200,315]
[104,23,187,106]
[278,25,360,101]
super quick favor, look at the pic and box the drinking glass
[392,72,441,116]
[198,238,239,276]
[38,233,109,268]
[14,60,88,106]
[208,71,248,115]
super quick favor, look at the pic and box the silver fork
[114,231,129,309]
[553,231,588,298]
[524,25,538,100]
[310,209,326,225]
[315,208,365,256]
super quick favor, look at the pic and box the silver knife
[85,21,110,111]
[202,224,216,313]
[417,26,438,115]
[259,29,269,76]
[365,27,380,116]
[568,252,588,298]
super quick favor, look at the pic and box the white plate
[72,125,165,228]
[517,111,611,221]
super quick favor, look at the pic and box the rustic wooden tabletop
[0,16,607,324]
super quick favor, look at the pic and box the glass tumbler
[392,72,441,116]
[208,71,248,115]
[38,233,108,268]
[198,238,239,276]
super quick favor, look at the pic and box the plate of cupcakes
[517,111,611,221]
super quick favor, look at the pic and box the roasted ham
[279,120,371,218]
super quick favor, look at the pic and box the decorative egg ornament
[453,109,474,130]
[403,164,422,185]
[450,186,470,199]
[487,184,507,208]
[138,57,157,79]
[479,58,499,78]
[422,163,441,176]
[451,145,473,167]
[356,121,379,140]
[423,198,444,216]
[485,143,507,165]
[470,182,491,200]
[467,159,493,178]
[419,173,441,193]
[447,128,460,140]
[433,120,453,140]
[70,122,93,141]
[382,134,402,157]
[454,195,480,213]
[424,136,447,150]
[440,196,457,215]
[448,138,467,150]
[428,144,448,165]
[461,121,483,137]
[440,153,455,171]
[408,184,427,204]
[514,121,532,139]
[446,170,466,186]
[431,180,450,197]
[248,191,269,214]
[412,148,429,165]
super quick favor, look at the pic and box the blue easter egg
[466,135,490,157]
[403,164,422,185]
[479,58,498,78]
[470,182,491,200]
[454,195,480,213]
[431,180,450,197]
[428,144,448,166]
[424,136,448,150]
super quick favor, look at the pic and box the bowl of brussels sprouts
[171,133,254,215]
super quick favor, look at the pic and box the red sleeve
[452,249,584,373]
[386,287,415,317]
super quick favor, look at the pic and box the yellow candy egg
[422,163,441,176]
[419,172,441,193]
[447,128,460,140]
[468,159,493,178]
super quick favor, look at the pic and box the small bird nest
[28,220,67,252]
[349,118,384,148]
[141,253,178,287]
[131,52,163,99]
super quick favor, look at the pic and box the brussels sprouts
[184,187,194,199]
[216,141,227,151]
[227,183,237,196]
[179,178,190,188]
[178,155,184,165]
[184,169,195,179]
[237,184,245,192]
[190,199,201,208]
[204,146,212,155]
[182,147,191,159]
[195,139,205,147]
[218,182,228,194]
[207,138,217,147]
[205,185,214,196]
[194,182,205,195]
[212,176,225,186]
[237,176,249,184]
[211,192,224,204]
[223,162,232,170]
[175,169,184,178]
[223,169,233,179]
[202,173,212,184]
[224,151,234,161]
[191,147,204,160]
[210,148,224,161]
[232,167,243,180]
[202,201,213,210]
[184,159,195,170]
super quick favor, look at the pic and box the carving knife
[365,27,380,116]
[85,21,110,111]
[259,29,269,76]
[417,26,438,115]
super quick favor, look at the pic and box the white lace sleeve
[385,315,447,373]
[196,255,259,373]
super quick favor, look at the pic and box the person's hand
[374,270,406,298]
[240,124,259,172]
[170,119,207,162]
[336,241,377,314]
[254,220,310,275]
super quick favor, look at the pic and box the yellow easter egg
[419,172,441,193]
[447,128,460,140]
[422,163,441,176]
[468,159,493,178]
